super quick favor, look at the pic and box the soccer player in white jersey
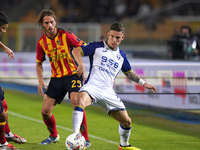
[71,22,157,150]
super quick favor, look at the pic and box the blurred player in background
[71,22,157,150]
[36,9,90,147]
[0,11,26,150]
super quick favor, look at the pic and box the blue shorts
[45,74,83,104]
[0,85,5,101]
[0,85,4,114]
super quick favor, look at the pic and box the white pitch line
[8,111,119,145]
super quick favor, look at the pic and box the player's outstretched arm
[72,47,85,79]
[124,71,157,93]
[143,83,157,93]
[0,41,15,60]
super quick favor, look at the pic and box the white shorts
[79,83,126,115]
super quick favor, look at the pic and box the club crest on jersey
[57,40,61,46]
[117,55,121,60]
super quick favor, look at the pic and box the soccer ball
[65,133,86,150]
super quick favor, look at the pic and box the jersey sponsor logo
[101,56,119,72]
[47,47,62,53]
[49,52,68,62]
[99,55,120,77]
[99,66,115,77]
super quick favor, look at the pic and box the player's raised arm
[72,47,85,79]
[124,71,157,93]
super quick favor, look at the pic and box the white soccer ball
[65,133,86,150]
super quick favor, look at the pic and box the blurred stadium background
[0,0,200,123]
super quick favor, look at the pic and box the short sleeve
[65,30,85,47]
[36,41,46,62]
[80,42,97,56]
[121,53,132,73]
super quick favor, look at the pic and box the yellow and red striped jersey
[36,28,85,78]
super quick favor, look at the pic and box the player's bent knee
[41,109,51,119]
[121,117,131,128]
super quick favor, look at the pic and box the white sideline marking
[8,111,119,145]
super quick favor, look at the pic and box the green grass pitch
[3,89,200,150]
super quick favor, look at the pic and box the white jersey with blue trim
[80,41,132,88]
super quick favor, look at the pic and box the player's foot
[0,143,20,150]
[85,140,91,148]
[39,134,60,145]
[119,144,141,150]
[6,134,26,144]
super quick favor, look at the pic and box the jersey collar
[104,40,118,51]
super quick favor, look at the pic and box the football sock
[2,100,10,135]
[5,121,10,135]
[73,106,83,133]
[5,131,14,138]
[43,114,58,138]
[80,110,89,140]
[119,124,131,146]
[0,121,6,144]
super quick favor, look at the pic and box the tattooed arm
[124,71,140,83]
[124,71,158,93]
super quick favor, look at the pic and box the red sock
[2,100,10,134]
[4,116,10,134]
[0,121,6,144]
[80,110,89,141]
[43,114,58,137]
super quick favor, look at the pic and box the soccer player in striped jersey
[71,23,157,150]
[0,11,26,150]
[36,9,90,147]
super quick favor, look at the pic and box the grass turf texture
[4,89,200,150]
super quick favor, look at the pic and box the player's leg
[71,91,92,148]
[0,106,7,147]
[70,92,90,147]
[110,110,131,145]
[110,110,140,150]
[72,91,92,134]
[0,98,18,149]
[39,94,59,145]
[2,99,26,144]
[67,74,91,147]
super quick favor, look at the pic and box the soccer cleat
[85,140,91,148]
[0,143,20,150]
[6,134,27,144]
[39,134,60,145]
[119,144,141,150]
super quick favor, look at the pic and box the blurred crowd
[1,0,200,23]
[0,0,24,12]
